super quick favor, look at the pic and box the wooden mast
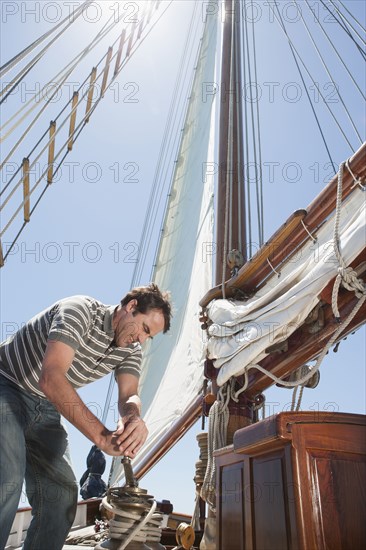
[215,0,246,284]
[210,0,254,443]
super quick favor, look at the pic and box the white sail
[109,6,219,486]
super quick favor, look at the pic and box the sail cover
[206,187,365,386]
[109,7,219,485]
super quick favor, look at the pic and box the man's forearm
[118,394,142,420]
[40,373,108,449]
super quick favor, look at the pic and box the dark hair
[121,283,172,333]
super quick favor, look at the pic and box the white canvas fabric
[206,188,365,386]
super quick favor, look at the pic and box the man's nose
[138,332,149,345]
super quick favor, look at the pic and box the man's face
[114,300,165,347]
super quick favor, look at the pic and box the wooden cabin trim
[215,412,366,550]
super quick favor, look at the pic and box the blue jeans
[0,375,78,550]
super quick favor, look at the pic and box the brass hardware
[227,249,244,275]
[176,522,195,549]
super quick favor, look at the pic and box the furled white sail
[109,7,219,486]
[206,187,365,386]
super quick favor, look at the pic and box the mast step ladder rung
[85,67,97,123]
[68,92,79,151]
[22,157,30,222]
[47,121,56,184]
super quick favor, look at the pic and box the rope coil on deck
[101,496,157,549]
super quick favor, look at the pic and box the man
[0,283,171,550]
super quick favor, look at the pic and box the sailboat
[1,0,365,548]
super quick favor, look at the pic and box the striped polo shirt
[0,295,142,398]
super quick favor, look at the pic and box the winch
[95,457,165,550]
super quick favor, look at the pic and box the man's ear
[126,299,138,312]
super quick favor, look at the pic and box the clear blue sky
[1,0,365,514]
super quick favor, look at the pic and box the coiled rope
[201,382,232,511]
[101,496,157,549]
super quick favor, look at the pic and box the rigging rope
[1,1,173,262]
[271,0,357,151]
[327,0,366,47]
[235,16,244,256]
[249,2,264,246]
[243,0,263,246]
[272,1,338,171]
[0,1,93,104]
[336,0,366,34]
[0,0,92,79]
[318,0,366,60]
[293,0,362,145]
[241,8,252,257]
[331,162,366,319]
[304,0,365,102]
[0,4,120,153]
[291,384,305,412]
[1,9,133,196]
[135,2,200,286]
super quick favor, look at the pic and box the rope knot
[338,266,366,298]
[337,265,348,278]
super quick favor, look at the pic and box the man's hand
[98,429,129,457]
[113,415,148,458]
[115,372,148,458]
